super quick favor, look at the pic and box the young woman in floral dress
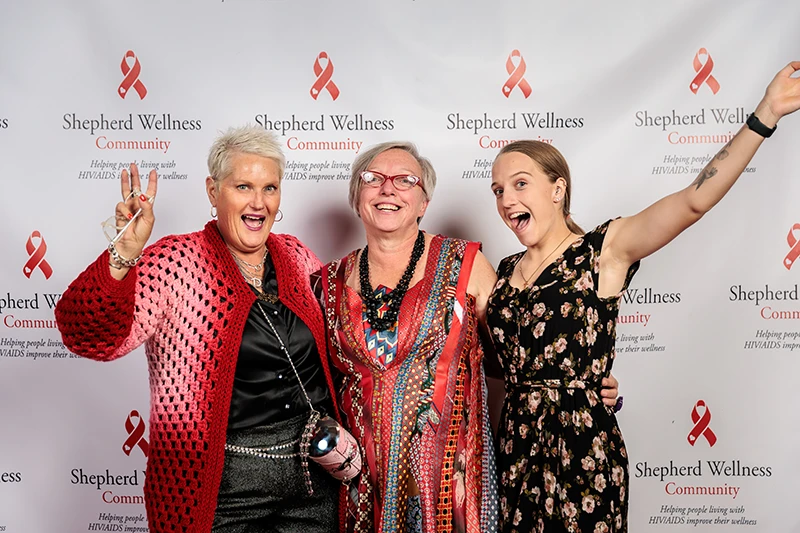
[486,63,800,532]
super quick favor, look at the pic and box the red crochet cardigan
[55,221,338,533]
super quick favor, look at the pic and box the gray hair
[348,141,436,216]
[207,125,286,185]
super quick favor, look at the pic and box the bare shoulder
[599,217,631,268]
[467,250,498,299]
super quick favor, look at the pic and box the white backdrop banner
[1,1,799,532]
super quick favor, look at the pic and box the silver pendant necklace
[230,248,268,289]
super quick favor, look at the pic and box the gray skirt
[212,412,339,533]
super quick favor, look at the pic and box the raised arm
[606,62,800,267]
[55,163,163,361]
[109,164,158,279]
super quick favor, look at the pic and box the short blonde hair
[207,125,285,184]
[348,141,436,216]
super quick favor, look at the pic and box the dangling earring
[275,210,283,222]
[210,206,217,218]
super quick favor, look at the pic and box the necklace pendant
[251,277,262,288]
[258,292,279,304]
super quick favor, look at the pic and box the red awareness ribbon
[502,50,532,99]
[784,224,800,270]
[310,52,340,101]
[689,48,720,95]
[122,410,150,457]
[23,231,53,280]
[118,50,148,100]
[687,400,717,447]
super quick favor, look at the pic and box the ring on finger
[124,189,142,202]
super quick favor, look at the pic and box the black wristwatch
[746,113,777,138]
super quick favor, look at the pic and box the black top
[227,256,332,430]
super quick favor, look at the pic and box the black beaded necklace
[359,230,426,331]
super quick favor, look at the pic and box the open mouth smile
[242,214,266,230]
[508,211,531,231]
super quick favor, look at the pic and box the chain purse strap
[255,302,320,495]
[256,303,316,409]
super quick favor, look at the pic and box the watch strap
[746,113,777,138]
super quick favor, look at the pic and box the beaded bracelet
[108,242,141,268]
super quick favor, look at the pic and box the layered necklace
[230,247,268,289]
[359,230,426,331]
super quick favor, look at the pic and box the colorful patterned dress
[321,235,498,533]
[487,221,638,533]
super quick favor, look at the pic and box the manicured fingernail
[140,194,147,202]
[127,213,133,220]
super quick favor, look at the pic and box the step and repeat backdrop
[1,1,799,531]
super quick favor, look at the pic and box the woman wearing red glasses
[317,141,618,532]
[318,141,498,532]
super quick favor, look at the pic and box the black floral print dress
[487,221,639,533]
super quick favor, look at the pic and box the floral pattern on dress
[487,221,639,533]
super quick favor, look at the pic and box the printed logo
[23,231,53,280]
[687,400,717,447]
[502,49,532,99]
[122,410,149,457]
[310,52,339,101]
[689,48,720,95]
[118,50,147,100]
[784,223,800,270]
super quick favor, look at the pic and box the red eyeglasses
[360,170,425,192]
